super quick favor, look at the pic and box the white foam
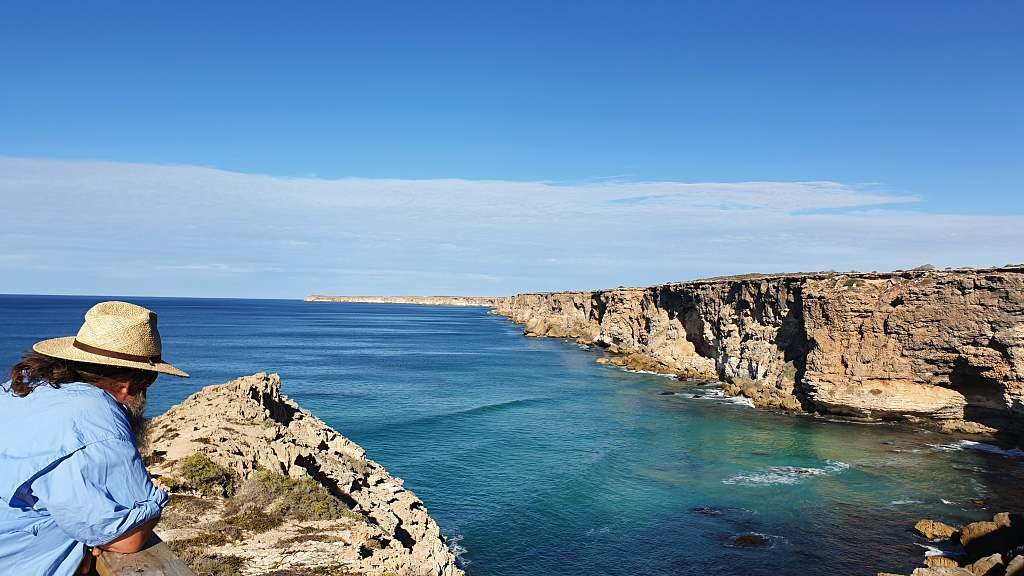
[727,532,788,549]
[916,544,944,557]
[446,532,469,566]
[928,440,1024,458]
[890,499,924,505]
[671,388,754,407]
[623,368,678,378]
[941,499,955,505]
[960,440,1024,457]
[726,396,756,408]
[722,460,850,486]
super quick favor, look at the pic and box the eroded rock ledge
[143,373,463,576]
[494,266,1024,440]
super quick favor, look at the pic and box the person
[0,301,188,575]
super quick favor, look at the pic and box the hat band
[72,339,162,366]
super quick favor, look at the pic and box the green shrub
[189,554,245,576]
[179,452,237,497]
[227,469,360,523]
[160,476,187,492]
[168,536,243,576]
[214,505,284,533]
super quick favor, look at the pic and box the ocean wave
[916,543,945,557]
[927,440,1024,458]
[915,543,964,559]
[447,532,470,567]
[621,367,677,378]
[722,460,850,486]
[890,499,924,505]
[380,397,554,430]
[671,388,755,407]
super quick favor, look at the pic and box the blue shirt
[0,381,167,576]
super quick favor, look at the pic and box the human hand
[77,546,102,575]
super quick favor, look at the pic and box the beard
[122,389,149,448]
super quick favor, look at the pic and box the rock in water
[965,553,1003,576]
[689,506,723,516]
[916,519,959,541]
[924,556,961,568]
[731,532,771,548]
[911,568,974,576]
[960,513,1024,562]
[1005,555,1024,576]
[143,372,463,576]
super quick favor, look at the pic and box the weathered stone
[924,556,961,568]
[961,514,1024,562]
[916,519,960,541]
[961,521,1003,560]
[965,553,1004,576]
[1005,555,1024,576]
[144,373,462,576]
[494,267,1024,434]
[911,568,975,576]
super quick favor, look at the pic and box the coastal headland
[493,265,1024,441]
[143,373,463,576]
[306,295,501,307]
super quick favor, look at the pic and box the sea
[2,295,1022,575]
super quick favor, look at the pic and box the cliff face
[495,267,1024,438]
[144,373,462,576]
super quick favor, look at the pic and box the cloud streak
[1,156,1020,298]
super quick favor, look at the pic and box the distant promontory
[305,295,502,307]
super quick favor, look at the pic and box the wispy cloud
[1,156,1020,297]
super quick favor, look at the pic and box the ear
[113,380,132,401]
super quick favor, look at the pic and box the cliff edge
[495,266,1024,441]
[143,373,463,576]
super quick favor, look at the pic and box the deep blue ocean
[2,295,1023,575]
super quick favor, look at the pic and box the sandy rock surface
[143,372,463,576]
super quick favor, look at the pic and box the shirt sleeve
[30,438,168,546]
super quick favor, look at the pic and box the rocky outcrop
[878,512,1024,576]
[306,295,503,307]
[143,373,462,576]
[494,267,1024,438]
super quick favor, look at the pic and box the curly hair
[7,351,158,397]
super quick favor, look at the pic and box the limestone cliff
[494,267,1024,440]
[144,373,463,576]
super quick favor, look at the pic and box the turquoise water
[2,295,1023,575]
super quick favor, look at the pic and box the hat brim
[33,336,189,378]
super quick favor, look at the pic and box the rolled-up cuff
[84,488,168,547]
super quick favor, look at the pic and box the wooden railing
[94,535,196,576]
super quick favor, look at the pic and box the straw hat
[32,301,189,378]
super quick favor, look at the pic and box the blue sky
[1,1,1021,297]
